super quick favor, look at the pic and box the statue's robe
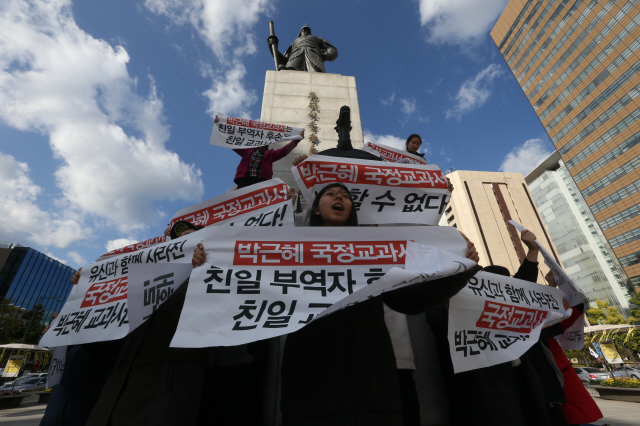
[282,35,337,72]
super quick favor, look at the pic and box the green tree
[586,300,625,325]
[17,305,46,345]
[0,300,24,344]
[627,292,640,325]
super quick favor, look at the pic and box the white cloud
[66,251,87,267]
[400,98,417,116]
[499,139,554,176]
[0,151,89,248]
[364,130,429,157]
[381,92,395,106]
[144,0,271,117]
[105,238,139,253]
[419,0,508,46]
[0,0,203,237]
[45,252,67,265]
[446,64,503,119]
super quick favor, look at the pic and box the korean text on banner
[170,179,294,228]
[361,141,429,165]
[40,231,202,348]
[448,271,569,373]
[170,226,474,348]
[211,114,304,149]
[292,155,450,225]
[508,220,585,306]
[555,315,586,350]
[46,346,66,389]
[96,235,168,261]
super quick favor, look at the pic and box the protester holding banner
[425,228,564,426]
[231,125,304,188]
[269,182,480,426]
[544,272,602,425]
[405,134,425,159]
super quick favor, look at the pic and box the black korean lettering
[300,270,326,296]
[424,195,440,210]
[166,240,187,261]
[263,300,297,328]
[270,270,300,294]
[371,190,396,212]
[403,193,426,213]
[232,300,267,330]
[327,270,356,294]
[52,314,70,336]
[298,303,332,324]
[349,188,370,211]
[143,273,176,318]
[236,270,261,294]
[204,267,232,294]
[364,268,385,284]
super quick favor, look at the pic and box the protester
[426,229,565,426]
[221,114,304,189]
[405,134,424,158]
[544,272,602,426]
[242,182,480,426]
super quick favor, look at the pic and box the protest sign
[361,141,429,165]
[508,220,585,306]
[126,263,194,331]
[448,271,569,373]
[170,226,473,348]
[46,346,66,389]
[292,155,450,225]
[170,179,294,229]
[40,231,202,347]
[599,342,624,363]
[97,236,168,261]
[210,114,304,149]
[556,315,586,350]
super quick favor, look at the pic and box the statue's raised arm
[267,24,338,72]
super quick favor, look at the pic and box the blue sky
[0,0,555,267]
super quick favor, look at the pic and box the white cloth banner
[508,220,585,306]
[39,231,203,347]
[46,346,66,389]
[291,155,450,225]
[211,114,304,149]
[448,271,569,373]
[171,179,294,228]
[170,226,474,348]
[361,141,429,165]
[555,315,586,350]
[97,235,169,262]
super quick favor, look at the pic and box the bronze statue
[267,23,338,72]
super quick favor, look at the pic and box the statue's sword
[268,21,279,71]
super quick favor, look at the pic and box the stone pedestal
[260,70,363,189]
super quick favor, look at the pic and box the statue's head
[298,25,311,37]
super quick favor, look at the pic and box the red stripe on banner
[476,300,549,334]
[171,183,289,228]
[296,161,447,189]
[81,277,128,308]
[233,241,407,266]
[226,116,287,132]
[366,143,428,165]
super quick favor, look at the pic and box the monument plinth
[260,70,364,188]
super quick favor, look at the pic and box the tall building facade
[492,0,640,291]
[0,243,74,324]
[526,152,633,315]
[441,170,558,283]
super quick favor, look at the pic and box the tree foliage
[0,301,46,345]
[586,300,625,325]
[627,292,640,325]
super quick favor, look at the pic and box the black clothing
[281,267,480,426]
[406,151,425,158]
[234,176,267,189]
[397,369,420,426]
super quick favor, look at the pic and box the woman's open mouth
[332,203,344,212]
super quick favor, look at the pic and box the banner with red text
[361,141,429,165]
[170,178,294,229]
[40,231,202,347]
[170,226,474,348]
[291,155,450,225]
[448,271,569,373]
[97,236,169,262]
[211,114,304,149]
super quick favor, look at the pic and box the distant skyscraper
[0,243,74,324]
[492,0,640,292]
[526,152,633,315]
[441,170,558,283]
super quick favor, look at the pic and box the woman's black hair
[405,134,422,152]
[309,183,359,227]
[482,265,511,277]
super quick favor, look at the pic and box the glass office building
[0,243,74,324]
[492,0,640,292]
[527,152,633,315]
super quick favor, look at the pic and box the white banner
[508,220,585,306]
[46,346,66,389]
[448,271,569,373]
[39,231,202,347]
[170,179,294,229]
[361,141,429,165]
[97,235,169,262]
[170,226,473,348]
[292,155,450,225]
[211,114,304,149]
[555,315,586,350]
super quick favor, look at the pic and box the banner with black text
[211,114,304,149]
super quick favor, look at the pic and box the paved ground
[0,391,638,425]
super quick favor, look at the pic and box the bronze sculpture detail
[267,24,338,72]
